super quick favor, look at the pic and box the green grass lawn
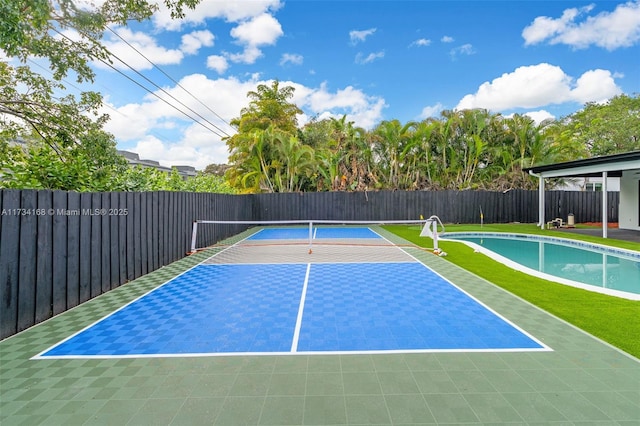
[383,223,640,359]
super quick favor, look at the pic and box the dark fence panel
[253,189,550,224]
[545,191,619,223]
[0,188,620,340]
[66,191,80,310]
[0,190,20,338]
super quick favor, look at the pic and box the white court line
[290,263,311,352]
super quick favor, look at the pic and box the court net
[190,219,431,264]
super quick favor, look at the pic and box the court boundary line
[290,263,311,352]
[34,346,551,360]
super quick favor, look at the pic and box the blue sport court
[36,227,548,358]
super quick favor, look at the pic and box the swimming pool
[442,233,640,300]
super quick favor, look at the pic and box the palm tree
[372,119,414,189]
[237,80,302,134]
[273,134,315,192]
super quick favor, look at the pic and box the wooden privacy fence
[253,190,619,224]
[0,188,619,339]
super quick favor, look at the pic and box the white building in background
[560,176,620,192]
[118,150,197,179]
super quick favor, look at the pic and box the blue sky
[72,0,640,168]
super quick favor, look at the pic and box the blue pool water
[444,234,640,297]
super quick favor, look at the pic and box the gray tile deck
[1,228,639,425]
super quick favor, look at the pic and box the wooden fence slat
[17,191,37,331]
[0,190,21,339]
[165,191,171,261]
[35,190,54,323]
[133,192,142,278]
[115,192,127,286]
[90,193,102,298]
[79,193,92,303]
[52,191,68,315]
[66,192,80,309]
[141,192,149,275]
[101,193,111,293]
[152,192,159,270]
[109,193,119,288]
[125,192,134,282]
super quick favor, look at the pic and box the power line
[53,28,228,139]
[102,49,230,139]
[106,26,236,136]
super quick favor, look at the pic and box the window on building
[585,182,603,192]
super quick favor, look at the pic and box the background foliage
[225,83,640,193]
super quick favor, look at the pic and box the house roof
[523,151,640,178]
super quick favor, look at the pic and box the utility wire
[53,28,227,139]
[106,26,236,136]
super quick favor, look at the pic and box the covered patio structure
[525,151,640,238]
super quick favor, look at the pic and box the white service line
[290,263,311,352]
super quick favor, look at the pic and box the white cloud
[455,63,622,111]
[99,28,184,71]
[227,45,263,64]
[206,55,229,74]
[522,1,640,50]
[295,82,386,129]
[441,36,455,43]
[419,103,444,119]
[504,110,556,125]
[355,51,385,65]
[522,5,594,45]
[230,13,283,47]
[449,44,475,59]
[350,28,377,44]
[149,1,284,70]
[280,53,303,66]
[152,0,283,31]
[226,13,283,64]
[522,110,555,124]
[570,69,623,103]
[180,30,214,55]
[410,38,431,47]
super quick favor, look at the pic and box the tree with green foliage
[110,166,236,193]
[0,128,128,191]
[226,81,309,193]
[0,0,202,191]
[557,94,640,156]
[203,163,230,176]
[230,80,303,135]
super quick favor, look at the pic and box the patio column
[602,171,608,238]
[539,174,545,229]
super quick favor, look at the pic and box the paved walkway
[556,227,640,243]
[1,229,639,425]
